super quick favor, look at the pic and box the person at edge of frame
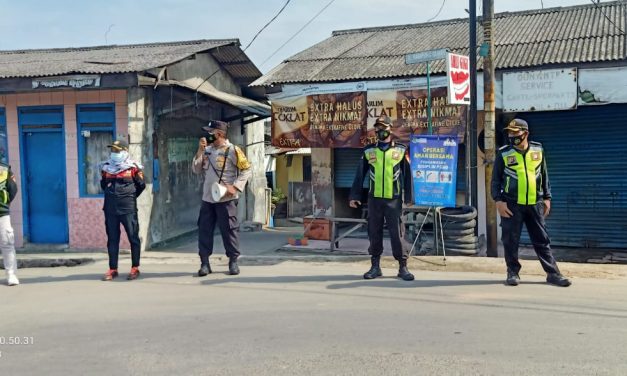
[491,118,571,287]
[192,120,252,277]
[100,139,146,281]
[0,161,19,286]
[349,115,415,281]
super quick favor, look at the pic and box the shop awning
[285,148,311,155]
[159,77,271,121]
[265,146,311,156]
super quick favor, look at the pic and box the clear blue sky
[0,0,591,73]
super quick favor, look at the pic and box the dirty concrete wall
[245,118,267,224]
[166,52,264,224]
[148,90,238,246]
[311,149,333,217]
[150,115,206,244]
[165,52,241,95]
[127,87,154,251]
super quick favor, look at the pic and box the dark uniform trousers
[198,199,240,263]
[501,201,560,275]
[367,197,409,261]
[105,211,141,269]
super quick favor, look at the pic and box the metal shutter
[518,104,627,249]
[334,148,364,188]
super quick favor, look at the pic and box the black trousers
[501,201,560,275]
[105,211,141,269]
[367,197,408,261]
[198,200,240,263]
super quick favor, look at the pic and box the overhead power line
[427,0,447,22]
[194,0,293,91]
[260,0,337,68]
[589,0,625,34]
[243,0,292,51]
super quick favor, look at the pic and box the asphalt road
[2,260,627,375]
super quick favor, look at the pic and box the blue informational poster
[410,135,459,207]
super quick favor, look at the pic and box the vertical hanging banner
[446,52,471,105]
[410,135,459,207]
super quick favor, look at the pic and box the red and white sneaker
[127,267,140,280]
[102,269,118,281]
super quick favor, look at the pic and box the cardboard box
[303,217,331,241]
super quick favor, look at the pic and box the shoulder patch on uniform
[234,146,251,170]
[530,152,541,161]
[529,141,542,146]
[498,144,510,151]
[506,155,518,166]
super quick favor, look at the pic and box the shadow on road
[22,272,193,284]
[327,278,501,289]
[198,274,503,289]
[201,274,359,286]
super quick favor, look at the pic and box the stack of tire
[438,206,478,255]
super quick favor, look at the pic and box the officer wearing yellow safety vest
[0,162,19,286]
[349,115,414,281]
[491,118,571,287]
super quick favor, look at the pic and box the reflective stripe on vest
[502,146,543,205]
[365,146,405,199]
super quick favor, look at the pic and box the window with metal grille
[77,104,116,196]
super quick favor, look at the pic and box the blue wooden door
[19,107,68,243]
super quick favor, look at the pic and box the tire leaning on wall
[438,206,479,256]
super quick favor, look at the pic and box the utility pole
[483,0,498,257]
[468,0,478,211]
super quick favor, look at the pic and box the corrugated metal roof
[0,39,262,84]
[253,1,627,86]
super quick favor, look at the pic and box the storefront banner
[410,135,459,207]
[270,79,465,148]
[271,77,449,100]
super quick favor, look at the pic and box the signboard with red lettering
[446,52,471,105]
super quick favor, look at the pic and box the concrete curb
[4,253,627,280]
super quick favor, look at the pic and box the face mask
[206,133,217,143]
[377,129,390,141]
[508,133,526,146]
[110,151,128,163]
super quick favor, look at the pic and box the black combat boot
[198,262,212,277]
[397,259,415,281]
[506,270,520,286]
[229,257,240,275]
[363,256,382,279]
[546,273,571,287]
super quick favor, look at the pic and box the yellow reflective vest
[350,142,413,202]
[0,162,17,215]
[491,141,552,205]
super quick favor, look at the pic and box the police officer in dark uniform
[491,118,571,287]
[349,115,414,281]
[100,139,146,281]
